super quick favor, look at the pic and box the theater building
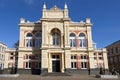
[16,3,108,75]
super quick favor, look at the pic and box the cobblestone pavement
[0,74,119,80]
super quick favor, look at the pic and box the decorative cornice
[40,18,71,22]
[19,23,41,27]
[70,22,92,27]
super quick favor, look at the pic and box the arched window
[26,33,33,47]
[52,29,60,45]
[70,33,76,47]
[35,33,42,47]
[78,33,86,47]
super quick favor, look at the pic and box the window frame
[78,33,86,47]
[35,33,42,48]
[25,33,33,47]
[70,33,76,47]
[71,62,77,69]
[81,62,87,69]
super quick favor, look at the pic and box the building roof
[0,41,7,46]
[105,40,120,48]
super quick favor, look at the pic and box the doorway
[51,55,60,72]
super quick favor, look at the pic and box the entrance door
[52,60,60,72]
[52,55,60,72]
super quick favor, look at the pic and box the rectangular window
[110,57,113,63]
[98,53,103,60]
[10,53,13,55]
[29,55,32,59]
[35,62,41,69]
[26,39,33,47]
[70,39,76,47]
[81,55,87,59]
[99,57,103,60]
[111,49,114,54]
[35,54,41,60]
[116,47,119,53]
[10,57,13,60]
[114,57,117,62]
[94,57,97,60]
[98,53,102,55]
[94,53,97,60]
[35,39,41,47]
[71,55,76,59]
[26,62,31,69]
[71,62,77,69]
[81,62,87,69]
[10,53,14,60]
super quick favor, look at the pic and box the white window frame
[81,62,87,69]
[71,62,77,69]
[78,33,86,47]
[25,33,33,47]
[81,55,87,59]
[26,38,33,47]
[25,62,31,69]
[71,55,76,59]
[52,32,60,46]
[70,33,76,47]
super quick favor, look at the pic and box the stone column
[61,52,65,73]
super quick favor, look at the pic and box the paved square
[0,74,119,80]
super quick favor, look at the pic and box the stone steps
[42,72,71,76]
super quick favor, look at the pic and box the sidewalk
[0,74,119,80]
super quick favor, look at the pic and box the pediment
[50,5,62,11]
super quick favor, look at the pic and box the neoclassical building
[15,3,108,75]
[0,42,7,70]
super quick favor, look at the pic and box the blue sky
[0,0,120,48]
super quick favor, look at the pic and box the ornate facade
[17,3,108,75]
[0,42,7,70]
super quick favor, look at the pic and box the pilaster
[64,50,71,69]
[88,52,95,68]
[102,48,108,69]
[64,21,70,48]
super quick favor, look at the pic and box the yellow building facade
[17,3,108,75]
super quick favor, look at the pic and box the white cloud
[24,0,34,5]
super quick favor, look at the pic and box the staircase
[42,72,71,76]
